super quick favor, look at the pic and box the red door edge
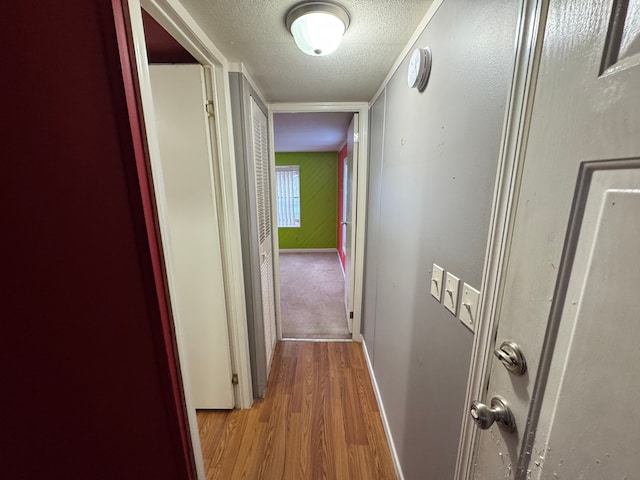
[102,0,197,477]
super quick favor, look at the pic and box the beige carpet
[279,251,350,339]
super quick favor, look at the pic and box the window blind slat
[276,166,300,227]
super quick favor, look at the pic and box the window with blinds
[275,165,301,227]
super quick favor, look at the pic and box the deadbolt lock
[470,396,516,433]
[494,340,527,375]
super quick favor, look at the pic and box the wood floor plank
[337,341,353,369]
[229,400,266,478]
[310,343,336,479]
[355,367,380,414]
[328,358,350,479]
[204,410,248,480]
[348,444,379,480]
[347,341,367,369]
[363,410,398,479]
[283,412,309,479]
[340,367,369,445]
[290,341,313,413]
[198,410,229,469]
[258,342,284,423]
[197,341,397,479]
[259,357,291,478]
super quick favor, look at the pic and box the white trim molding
[142,0,253,411]
[228,62,269,107]
[369,0,445,106]
[126,9,255,480]
[269,102,370,343]
[130,0,258,473]
[127,4,207,478]
[139,0,254,412]
[362,340,404,480]
[454,1,548,478]
[279,248,337,253]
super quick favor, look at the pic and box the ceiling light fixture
[285,2,350,56]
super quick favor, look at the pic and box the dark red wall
[337,143,348,270]
[142,9,197,64]
[2,2,193,478]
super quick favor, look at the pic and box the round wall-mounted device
[407,47,432,92]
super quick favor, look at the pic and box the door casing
[127,0,255,477]
[268,103,370,343]
[454,0,548,477]
[344,113,358,333]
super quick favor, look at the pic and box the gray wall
[362,0,520,478]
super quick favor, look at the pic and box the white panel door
[149,65,234,409]
[344,114,358,333]
[529,171,640,478]
[250,97,276,368]
[472,1,640,477]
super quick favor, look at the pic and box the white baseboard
[279,248,337,253]
[361,339,404,480]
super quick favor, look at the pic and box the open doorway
[142,9,237,409]
[273,112,356,340]
[125,2,255,477]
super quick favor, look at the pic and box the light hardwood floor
[197,341,397,479]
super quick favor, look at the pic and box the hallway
[197,341,396,479]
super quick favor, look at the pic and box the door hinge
[206,101,215,118]
[349,311,354,319]
[353,132,359,143]
[231,373,239,385]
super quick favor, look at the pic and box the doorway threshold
[281,338,352,342]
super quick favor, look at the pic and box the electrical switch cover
[430,264,444,301]
[459,283,480,333]
[444,272,460,315]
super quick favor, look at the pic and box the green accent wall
[276,152,337,249]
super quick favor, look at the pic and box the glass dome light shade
[286,3,350,57]
[290,12,346,56]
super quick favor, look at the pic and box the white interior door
[341,157,348,260]
[344,114,358,333]
[149,65,234,409]
[472,1,640,477]
[250,97,277,369]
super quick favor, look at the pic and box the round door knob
[494,340,527,375]
[469,396,516,433]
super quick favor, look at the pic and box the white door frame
[268,103,370,342]
[454,0,547,477]
[127,1,254,476]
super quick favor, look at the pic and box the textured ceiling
[178,0,434,103]
[273,112,354,152]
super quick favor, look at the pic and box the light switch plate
[458,283,480,333]
[443,272,460,315]
[430,264,444,301]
